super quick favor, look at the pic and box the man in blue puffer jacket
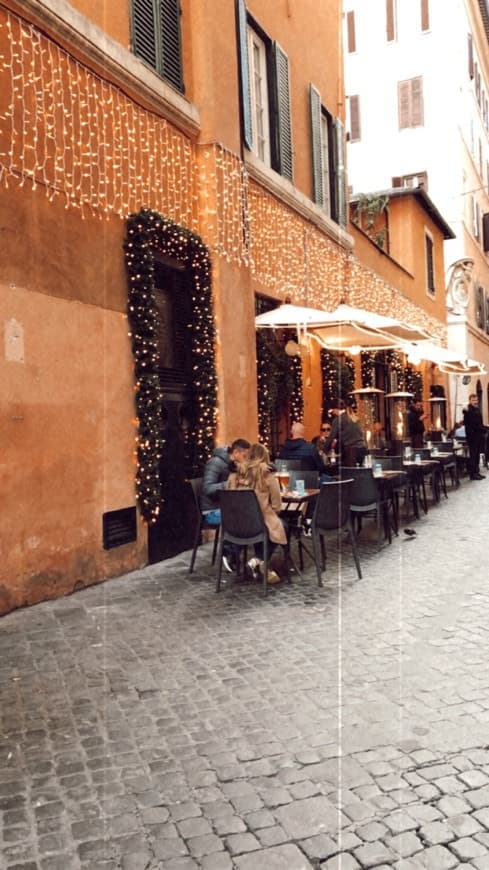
[200,439,251,570]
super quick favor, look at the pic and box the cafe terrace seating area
[187,435,475,596]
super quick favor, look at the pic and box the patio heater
[385,391,413,445]
[350,387,385,450]
[429,396,447,433]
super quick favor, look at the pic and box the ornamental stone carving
[446,258,473,313]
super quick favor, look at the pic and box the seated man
[200,438,251,569]
[278,421,324,472]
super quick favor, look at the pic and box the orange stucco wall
[0,183,145,614]
[63,0,130,49]
[387,197,447,325]
[0,1,450,614]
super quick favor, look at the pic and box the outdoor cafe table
[279,488,320,578]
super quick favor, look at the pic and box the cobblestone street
[2,477,489,870]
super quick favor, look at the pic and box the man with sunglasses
[312,422,332,457]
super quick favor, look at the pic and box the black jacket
[278,438,324,471]
[463,404,484,445]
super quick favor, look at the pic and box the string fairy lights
[0,5,446,343]
[124,208,217,524]
[320,350,355,413]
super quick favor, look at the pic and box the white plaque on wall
[4,318,25,363]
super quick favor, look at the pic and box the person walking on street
[463,394,486,480]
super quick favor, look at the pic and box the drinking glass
[278,471,290,492]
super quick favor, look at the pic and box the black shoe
[473,473,486,480]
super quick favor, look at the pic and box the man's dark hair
[229,438,250,452]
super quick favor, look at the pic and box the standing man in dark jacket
[407,400,426,449]
[463,394,486,480]
[200,439,250,571]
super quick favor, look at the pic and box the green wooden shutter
[334,118,347,227]
[310,84,323,206]
[273,41,293,181]
[132,0,158,71]
[425,234,435,294]
[476,285,484,328]
[237,0,253,150]
[160,0,184,92]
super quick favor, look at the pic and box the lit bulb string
[0,8,197,227]
[124,209,217,523]
[0,6,447,339]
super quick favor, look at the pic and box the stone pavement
[2,476,489,870]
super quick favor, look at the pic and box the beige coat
[227,469,287,545]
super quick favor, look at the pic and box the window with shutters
[398,77,424,129]
[347,11,356,52]
[468,33,474,80]
[425,232,435,296]
[237,5,293,181]
[310,84,346,225]
[349,95,361,142]
[482,213,489,252]
[386,0,397,41]
[320,113,332,215]
[131,0,184,92]
[476,285,485,329]
[392,170,428,190]
[248,28,271,165]
[421,0,429,31]
[472,195,480,240]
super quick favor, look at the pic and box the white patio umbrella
[402,341,486,375]
[307,304,434,352]
[255,302,434,353]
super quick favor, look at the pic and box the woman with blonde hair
[227,442,287,582]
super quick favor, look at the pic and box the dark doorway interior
[148,258,197,563]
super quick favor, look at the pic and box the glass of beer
[278,471,290,492]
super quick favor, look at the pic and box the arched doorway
[148,257,197,561]
[125,209,217,562]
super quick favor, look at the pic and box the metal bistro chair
[188,478,220,574]
[278,459,309,471]
[216,490,286,597]
[342,467,397,550]
[307,479,362,586]
[417,448,448,501]
[436,440,458,488]
[375,455,418,522]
